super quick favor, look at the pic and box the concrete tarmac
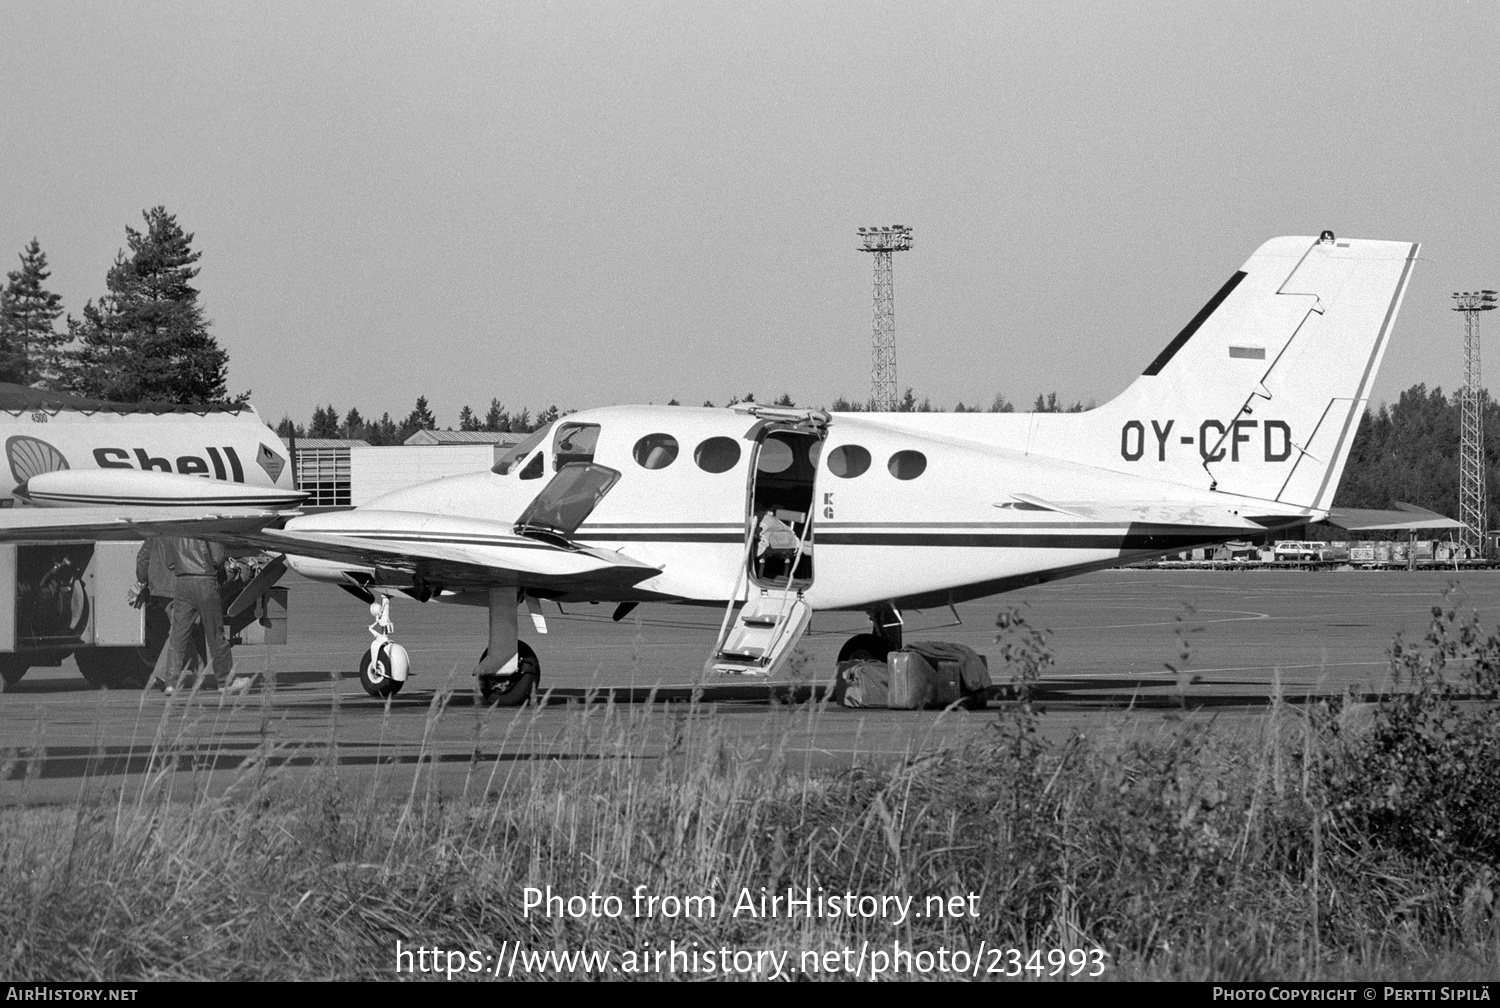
[3,568,1497,804]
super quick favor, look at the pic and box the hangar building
[287,430,526,509]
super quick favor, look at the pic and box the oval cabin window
[694,436,741,474]
[826,444,871,479]
[633,433,679,470]
[888,450,927,480]
[755,438,794,474]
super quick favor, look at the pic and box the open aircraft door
[706,407,829,677]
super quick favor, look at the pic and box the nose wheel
[358,597,410,698]
[478,641,539,706]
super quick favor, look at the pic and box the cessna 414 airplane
[0,233,1418,704]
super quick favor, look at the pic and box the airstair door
[705,411,827,677]
[705,590,813,677]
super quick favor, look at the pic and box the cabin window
[826,444,871,478]
[554,423,601,471]
[632,433,679,470]
[888,450,927,480]
[755,438,794,474]
[694,436,741,474]
[492,422,554,475]
[518,453,545,480]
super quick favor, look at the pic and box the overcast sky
[2,1,1496,427]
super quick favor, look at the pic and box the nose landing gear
[358,597,411,698]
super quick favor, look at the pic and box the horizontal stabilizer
[1005,493,1302,531]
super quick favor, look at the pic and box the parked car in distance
[1272,540,1325,561]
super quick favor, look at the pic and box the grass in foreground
[3,601,1500,981]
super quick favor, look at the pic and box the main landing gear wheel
[837,633,892,664]
[478,641,539,707]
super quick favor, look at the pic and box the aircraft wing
[253,526,662,593]
[0,506,660,593]
[0,462,663,594]
[0,506,292,544]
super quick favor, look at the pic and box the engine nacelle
[285,554,377,585]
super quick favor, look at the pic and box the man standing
[157,535,248,694]
[131,537,204,694]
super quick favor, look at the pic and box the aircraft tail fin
[1029,234,1419,512]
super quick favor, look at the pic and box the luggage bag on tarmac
[833,659,889,708]
[887,650,963,709]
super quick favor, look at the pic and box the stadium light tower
[1453,289,1498,556]
[858,225,913,411]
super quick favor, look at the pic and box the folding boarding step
[706,590,812,677]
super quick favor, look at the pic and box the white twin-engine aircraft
[0,233,1419,703]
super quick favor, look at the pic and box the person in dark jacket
[132,538,205,694]
[158,536,246,694]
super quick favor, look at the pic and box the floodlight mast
[857,225,913,411]
[1452,290,1498,556]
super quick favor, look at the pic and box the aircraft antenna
[857,225,913,410]
[1453,289,1498,556]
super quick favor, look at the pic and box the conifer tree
[308,404,341,438]
[395,396,437,442]
[60,207,233,403]
[482,398,510,432]
[0,239,67,386]
[371,412,398,445]
[342,407,366,440]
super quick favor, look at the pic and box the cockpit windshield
[554,423,601,470]
[492,423,555,475]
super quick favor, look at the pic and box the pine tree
[370,412,399,445]
[458,405,479,431]
[0,239,68,386]
[59,207,233,404]
[483,398,510,432]
[308,404,340,438]
[395,396,437,442]
[342,407,366,440]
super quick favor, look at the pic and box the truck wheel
[74,648,153,689]
[0,657,27,689]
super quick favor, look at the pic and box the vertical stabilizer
[1022,235,1419,510]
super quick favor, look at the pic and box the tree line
[0,208,231,403]
[275,398,566,446]
[1332,383,1500,518]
